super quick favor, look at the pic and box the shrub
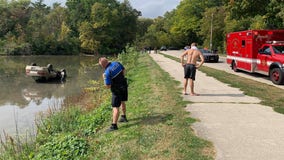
[34,134,89,160]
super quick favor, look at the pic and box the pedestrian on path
[99,57,128,132]
[180,43,204,96]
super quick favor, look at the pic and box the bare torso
[185,49,200,65]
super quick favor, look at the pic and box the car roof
[199,49,212,53]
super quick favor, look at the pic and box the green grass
[0,49,214,159]
[90,53,214,159]
[200,66,284,113]
[161,53,284,114]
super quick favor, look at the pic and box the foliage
[200,6,226,50]
[78,0,140,54]
[34,134,89,160]
[26,1,79,55]
[137,0,284,54]
[0,0,139,55]
[117,44,140,68]
[3,0,284,55]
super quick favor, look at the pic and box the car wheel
[270,68,284,85]
[232,61,238,72]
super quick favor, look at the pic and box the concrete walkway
[150,53,284,160]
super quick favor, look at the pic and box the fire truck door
[257,46,270,73]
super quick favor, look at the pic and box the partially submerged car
[199,49,219,62]
[25,63,66,82]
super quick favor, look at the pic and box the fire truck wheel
[232,61,238,72]
[270,68,284,85]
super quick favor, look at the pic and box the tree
[136,18,153,38]
[265,0,284,29]
[224,0,270,31]
[66,0,96,36]
[26,0,50,54]
[78,0,139,54]
[0,0,32,55]
[66,0,121,36]
[169,0,224,46]
[116,0,140,50]
[27,0,78,54]
[200,7,226,52]
[79,21,99,54]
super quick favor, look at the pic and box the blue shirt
[104,62,125,85]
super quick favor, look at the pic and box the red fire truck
[226,30,284,85]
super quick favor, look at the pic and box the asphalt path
[150,51,284,160]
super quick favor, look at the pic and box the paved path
[150,53,284,160]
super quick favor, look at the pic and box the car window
[273,46,284,54]
[263,46,271,54]
[199,49,211,54]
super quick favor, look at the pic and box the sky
[119,0,180,18]
[37,0,180,19]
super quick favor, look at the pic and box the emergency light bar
[266,41,284,44]
[253,31,273,35]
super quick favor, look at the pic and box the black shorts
[184,64,196,80]
[111,87,128,107]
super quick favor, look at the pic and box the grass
[161,53,284,114]
[90,53,214,159]
[0,49,215,159]
[200,66,284,113]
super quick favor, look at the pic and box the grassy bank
[161,53,284,114]
[0,50,214,159]
[90,53,214,159]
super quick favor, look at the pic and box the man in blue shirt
[99,57,128,131]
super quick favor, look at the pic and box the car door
[257,46,271,74]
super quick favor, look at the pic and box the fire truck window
[242,40,245,47]
[273,46,284,54]
[263,46,271,54]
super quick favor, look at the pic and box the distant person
[148,47,151,54]
[99,57,128,132]
[154,47,158,54]
[180,43,204,96]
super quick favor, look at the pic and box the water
[0,55,102,137]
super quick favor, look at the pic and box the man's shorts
[111,87,128,107]
[184,64,196,80]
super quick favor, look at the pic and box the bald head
[99,57,109,69]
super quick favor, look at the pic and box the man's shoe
[106,124,118,132]
[119,115,128,122]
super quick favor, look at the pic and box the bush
[2,42,32,55]
[34,134,89,160]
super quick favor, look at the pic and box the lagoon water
[0,55,101,137]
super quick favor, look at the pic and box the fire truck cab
[226,30,284,85]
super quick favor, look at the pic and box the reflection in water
[21,83,66,106]
[0,55,102,137]
[0,97,64,137]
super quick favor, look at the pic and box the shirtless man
[180,43,204,96]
